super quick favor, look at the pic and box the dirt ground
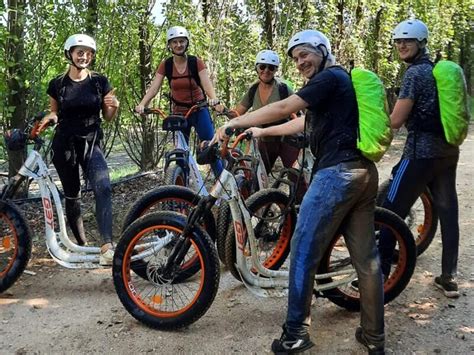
[1,129,473,354]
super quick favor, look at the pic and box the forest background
[1,0,472,176]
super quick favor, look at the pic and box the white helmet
[393,19,429,42]
[64,34,96,59]
[167,26,190,42]
[287,30,332,57]
[255,50,280,66]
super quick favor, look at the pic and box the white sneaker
[100,247,114,266]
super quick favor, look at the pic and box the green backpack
[351,68,393,162]
[432,60,471,146]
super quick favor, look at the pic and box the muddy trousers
[286,160,384,348]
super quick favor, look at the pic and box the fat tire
[223,188,295,281]
[165,165,187,186]
[215,201,231,264]
[122,185,216,238]
[377,180,438,256]
[121,186,216,282]
[113,211,220,330]
[317,207,417,311]
[0,200,32,292]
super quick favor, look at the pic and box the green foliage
[1,0,472,170]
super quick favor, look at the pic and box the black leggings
[52,136,112,245]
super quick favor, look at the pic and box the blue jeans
[379,156,459,278]
[183,108,223,176]
[286,159,384,348]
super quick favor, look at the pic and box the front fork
[1,174,27,200]
[162,195,217,277]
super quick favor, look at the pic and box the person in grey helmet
[378,19,461,299]
[231,50,299,174]
[217,29,385,354]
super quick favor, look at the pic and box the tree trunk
[86,0,98,38]
[6,0,27,195]
[138,7,155,171]
[262,0,274,48]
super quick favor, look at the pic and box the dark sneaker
[434,275,460,298]
[271,328,314,354]
[355,327,385,355]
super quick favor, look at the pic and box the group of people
[42,18,462,354]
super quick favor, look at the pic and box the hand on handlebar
[135,105,146,114]
[244,127,264,138]
[41,113,58,127]
[215,123,235,142]
[208,98,224,114]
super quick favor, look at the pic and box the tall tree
[5,0,27,179]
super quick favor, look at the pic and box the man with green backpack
[378,19,469,298]
[217,29,386,354]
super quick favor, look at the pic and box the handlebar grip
[143,108,152,114]
[34,112,47,121]
[225,127,234,137]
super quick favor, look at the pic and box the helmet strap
[317,45,328,73]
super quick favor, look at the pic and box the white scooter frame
[6,134,107,269]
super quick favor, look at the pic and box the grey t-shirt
[239,78,294,111]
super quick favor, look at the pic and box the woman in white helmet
[217,29,385,354]
[136,25,223,176]
[231,49,299,174]
[378,19,461,298]
[42,34,119,265]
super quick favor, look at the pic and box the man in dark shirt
[379,19,461,298]
[217,30,385,354]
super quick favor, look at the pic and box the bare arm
[390,98,414,129]
[233,103,248,116]
[198,68,218,100]
[136,71,165,112]
[246,115,305,138]
[229,94,308,129]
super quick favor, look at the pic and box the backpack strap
[187,55,204,94]
[90,73,103,103]
[248,80,289,106]
[164,57,174,85]
[247,82,259,108]
[277,81,289,100]
[164,55,205,95]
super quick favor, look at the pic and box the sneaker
[434,275,460,298]
[100,245,114,266]
[350,279,359,291]
[271,327,314,354]
[355,327,385,355]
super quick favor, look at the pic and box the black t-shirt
[47,73,111,132]
[296,66,361,170]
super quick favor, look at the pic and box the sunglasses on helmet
[257,64,277,72]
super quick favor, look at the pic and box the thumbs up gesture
[104,88,119,108]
